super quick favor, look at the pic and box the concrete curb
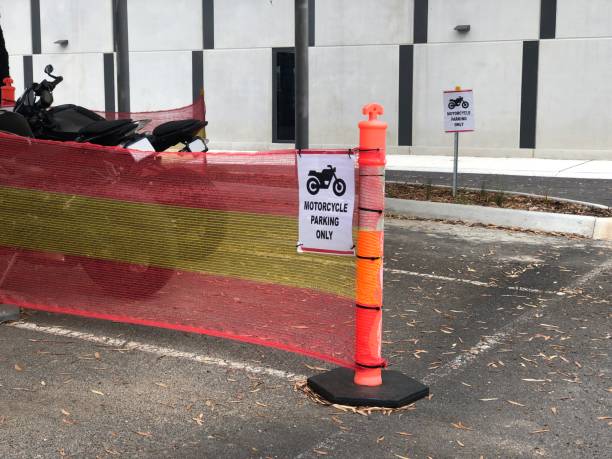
[386,198,612,240]
[0,304,20,323]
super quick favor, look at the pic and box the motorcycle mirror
[44,64,54,75]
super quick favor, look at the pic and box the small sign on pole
[444,89,474,133]
[443,88,475,196]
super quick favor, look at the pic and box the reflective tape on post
[354,104,387,387]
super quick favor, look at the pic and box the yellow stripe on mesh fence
[0,185,354,298]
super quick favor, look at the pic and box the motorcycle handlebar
[35,76,63,95]
[51,76,63,89]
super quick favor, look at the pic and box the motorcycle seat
[150,119,205,151]
[78,119,134,137]
[152,119,204,137]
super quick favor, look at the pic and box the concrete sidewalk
[387,155,612,206]
[387,155,612,179]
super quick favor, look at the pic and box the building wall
[1,0,612,159]
[310,45,399,148]
[40,0,113,54]
[0,0,31,54]
[412,41,524,156]
[316,0,413,46]
[215,0,294,49]
[556,0,612,38]
[0,0,31,97]
[129,51,193,112]
[204,48,272,149]
[537,38,612,156]
[427,0,540,43]
[127,0,202,52]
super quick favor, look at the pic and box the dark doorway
[273,48,295,143]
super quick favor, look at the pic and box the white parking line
[385,268,552,294]
[422,257,612,385]
[8,322,306,382]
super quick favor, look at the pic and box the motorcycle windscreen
[0,133,356,368]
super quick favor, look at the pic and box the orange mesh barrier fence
[0,131,358,366]
[94,96,206,131]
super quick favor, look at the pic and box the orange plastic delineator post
[306,104,429,407]
[1,77,16,107]
[354,103,387,386]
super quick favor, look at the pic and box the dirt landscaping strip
[385,182,611,218]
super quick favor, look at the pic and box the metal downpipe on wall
[114,0,130,113]
[295,0,309,149]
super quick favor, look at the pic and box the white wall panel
[129,51,192,112]
[428,0,539,43]
[7,55,24,96]
[413,42,523,150]
[32,53,105,110]
[40,0,113,54]
[128,0,202,52]
[204,48,271,145]
[316,0,413,46]
[215,0,293,49]
[537,39,612,151]
[0,0,32,55]
[557,0,612,39]
[310,46,399,147]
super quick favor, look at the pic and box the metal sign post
[452,131,459,196]
[295,0,309,149]
[444,86,475,197]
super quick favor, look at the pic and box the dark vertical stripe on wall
[398,45,414,146]
[113,0,130,112]
[203,0,214,49]
[30,0,41,54]
[272,49,278,143]
[192,50,204,102]
[308,0,315,47]
[540,0,557,39]
[520,41,539,149]
[413,0,428,44]
[103,53,116,113]
[23,55,33,88]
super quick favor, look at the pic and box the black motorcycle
[0,66,221,299]
[306,165,346,197]
[12,65,208,154]
[448,96,469,110]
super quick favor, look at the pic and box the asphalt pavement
[1,219,611,458]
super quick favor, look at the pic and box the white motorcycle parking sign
[297,153,355,255]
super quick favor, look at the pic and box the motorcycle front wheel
[448,102,456,110]
[333,178,346,197]
[79,203,179,299]
[82,260,174,299]
[461,101,469,109]
[307,177,320,195]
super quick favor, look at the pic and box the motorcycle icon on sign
[306,165,347,197]
[448,96,470,109]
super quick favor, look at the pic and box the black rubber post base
[307,367,429,408]
[0,304,20,323]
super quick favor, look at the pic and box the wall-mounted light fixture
[454,25,471,33]
[54,39,69,47]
